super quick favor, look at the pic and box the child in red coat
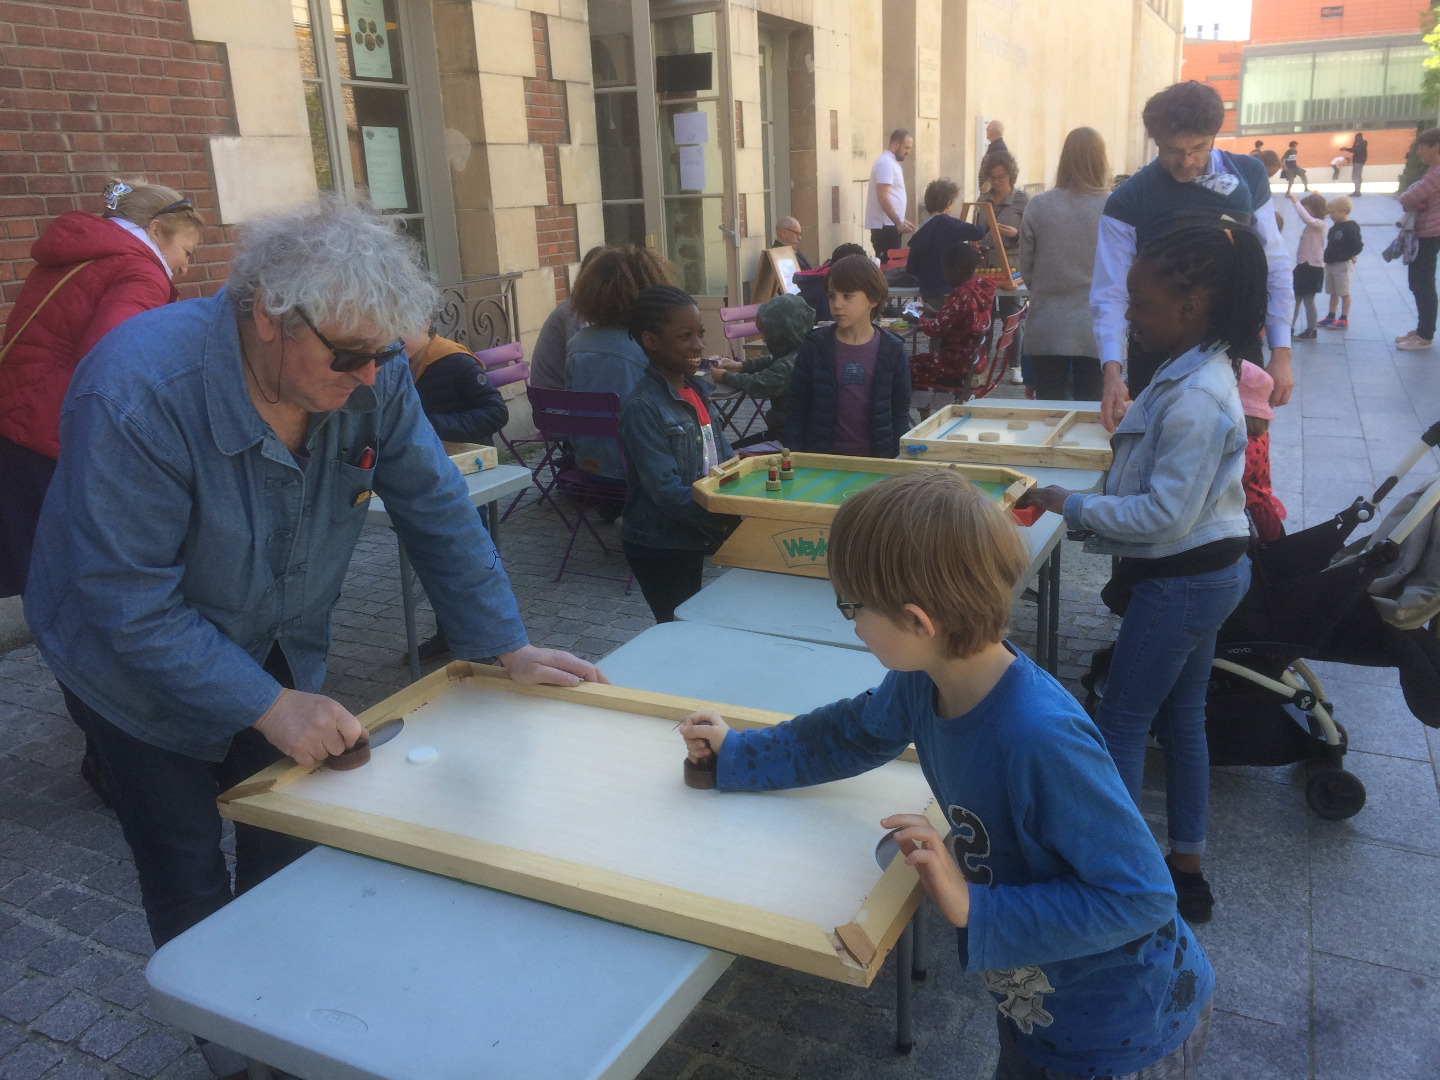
[908,242,995,402]
[1239,360,1286,543]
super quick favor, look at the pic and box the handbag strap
[0,259,96,367]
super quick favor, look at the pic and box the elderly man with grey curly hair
[24,200,605,976]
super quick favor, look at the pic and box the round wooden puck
[328,735,371,771]
[683,754,718,789]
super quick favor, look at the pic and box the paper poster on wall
[678,145,706,191]
[673,111,708,146]
[362,126,408,210]
[349,0,393,80]
[917,48,940,119]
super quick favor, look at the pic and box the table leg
[1035,558,1050,673]
[911,897,928,982]
[398,537,420,683]
[1046,545,1062,677]
[895,918,915,1054]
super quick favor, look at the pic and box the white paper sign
[678,145,706,192]
[776,257,799,293]
[362,125,408,210]
[349,0,393,80]
[673,111,708,146]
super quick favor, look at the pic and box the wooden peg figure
[779,448,794,481]
[765,459,782,491]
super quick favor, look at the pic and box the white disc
[407,745,438,764]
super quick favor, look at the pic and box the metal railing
[433,272,522,349]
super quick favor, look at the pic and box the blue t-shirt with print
[716,650,1213,1076]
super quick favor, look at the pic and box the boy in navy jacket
[681,471,1213,1078]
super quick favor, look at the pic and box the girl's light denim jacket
[564,324,649,479]
[24,290,529,761]
[619,365,738,551]
[1062,342,1248,559]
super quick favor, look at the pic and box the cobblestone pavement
[1,193,1438,1079]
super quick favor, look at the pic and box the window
[294,0,430,258]
[1240,44,1427,134]
[589,0,647,246]
[1320,6,1343,18]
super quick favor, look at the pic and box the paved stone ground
[1,192,1437,1079]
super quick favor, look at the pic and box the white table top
[365,463,531,527]
[147,846,729,1080]
[675,510,1067,651]
[600,621,888,713]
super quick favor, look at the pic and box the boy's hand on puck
[680,711,730,761]
[881,813,971,928]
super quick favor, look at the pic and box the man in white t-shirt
[865,128,915,262]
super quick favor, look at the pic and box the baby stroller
[1084,424,1440,821]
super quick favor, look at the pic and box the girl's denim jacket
[1062,342,1248,559]
[619,366,739,551]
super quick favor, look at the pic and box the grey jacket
[1063,342,1248,559]
[1017,188,1108,357]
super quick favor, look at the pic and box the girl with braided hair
[1020,225,1261,924]
[618,285,739,622]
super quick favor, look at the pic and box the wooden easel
[750,244,799,304]
[961,201,1020,289]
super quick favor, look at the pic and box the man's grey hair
[227,198,438,340]
[777,215,801,232]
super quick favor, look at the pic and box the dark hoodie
[715,292,815,436]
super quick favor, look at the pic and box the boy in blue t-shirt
[680,471,1213,1079]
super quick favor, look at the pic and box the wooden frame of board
[901,405,1113,470]
[443,442,499,474]
[691,452,1033,578]
[751,244,799,305]
[218,662,945,987]
[961,201,1020,289]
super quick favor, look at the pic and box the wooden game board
[443,442,498,474]
[690,451,1033,578]
[900,404,1112,470]
[218,662,944,987]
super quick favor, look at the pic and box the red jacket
[0,212,177,459]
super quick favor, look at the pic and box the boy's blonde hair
[1327,195,1352,215]
[829,470,1029,658]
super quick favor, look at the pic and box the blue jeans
[1095,558,1250,855]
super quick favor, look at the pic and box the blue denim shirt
[1063,342,1248,559]
[619,366,738,551]
[24,291,529,761]
[565,325,649,479]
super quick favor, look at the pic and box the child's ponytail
[1137,224,1269,372]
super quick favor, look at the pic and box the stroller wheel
[1305,768,1366,820]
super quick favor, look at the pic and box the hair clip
[155,197,192,215]
[103,180,132,211]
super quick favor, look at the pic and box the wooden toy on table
[693,452,1033,579]
[900,404,1113,469]
[220,661,944,985]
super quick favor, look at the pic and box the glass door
[651,7,734,299]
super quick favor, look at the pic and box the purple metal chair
[527,386,633,591]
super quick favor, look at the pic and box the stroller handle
[1373,419,1440,504]
[1374,472,1440,549]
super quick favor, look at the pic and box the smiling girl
[784,254,912,458]
[618,285,740,623]
[1021,224,1260,924]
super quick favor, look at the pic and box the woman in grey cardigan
[1017,127,1111,400]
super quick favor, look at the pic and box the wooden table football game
[901,404,1113,470]
[219,662,944,987]
[690,451,1033,578]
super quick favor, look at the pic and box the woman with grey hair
[23,200,604,1034]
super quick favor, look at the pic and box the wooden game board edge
[444,443,498,473]
[907,405,1083,440]
[900,405,1111,470]
[220,788,915,987]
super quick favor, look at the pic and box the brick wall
[1179,40,1242,136]
[525,12,578,304]
[1249,0,1428,45]
[0,0,237,326]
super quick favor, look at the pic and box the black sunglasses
[295,307,407,373]
[835,596,865,621]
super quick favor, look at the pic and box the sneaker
[1317,315,1337,328]
[1334,317,1348,330]
[1009,366,1024,384]
[1166,857,1214,924]
[1397,331,1420,343]
[1398,337,1435,351]
[1294,328,1318,342]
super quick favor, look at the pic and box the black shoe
[417,631,451,664]
[1166,857,1214,924]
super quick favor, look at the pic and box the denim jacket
[1063,342,1248,559]
[619,366,739,551]
[565,325,650,479]
[24,290,529,761]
